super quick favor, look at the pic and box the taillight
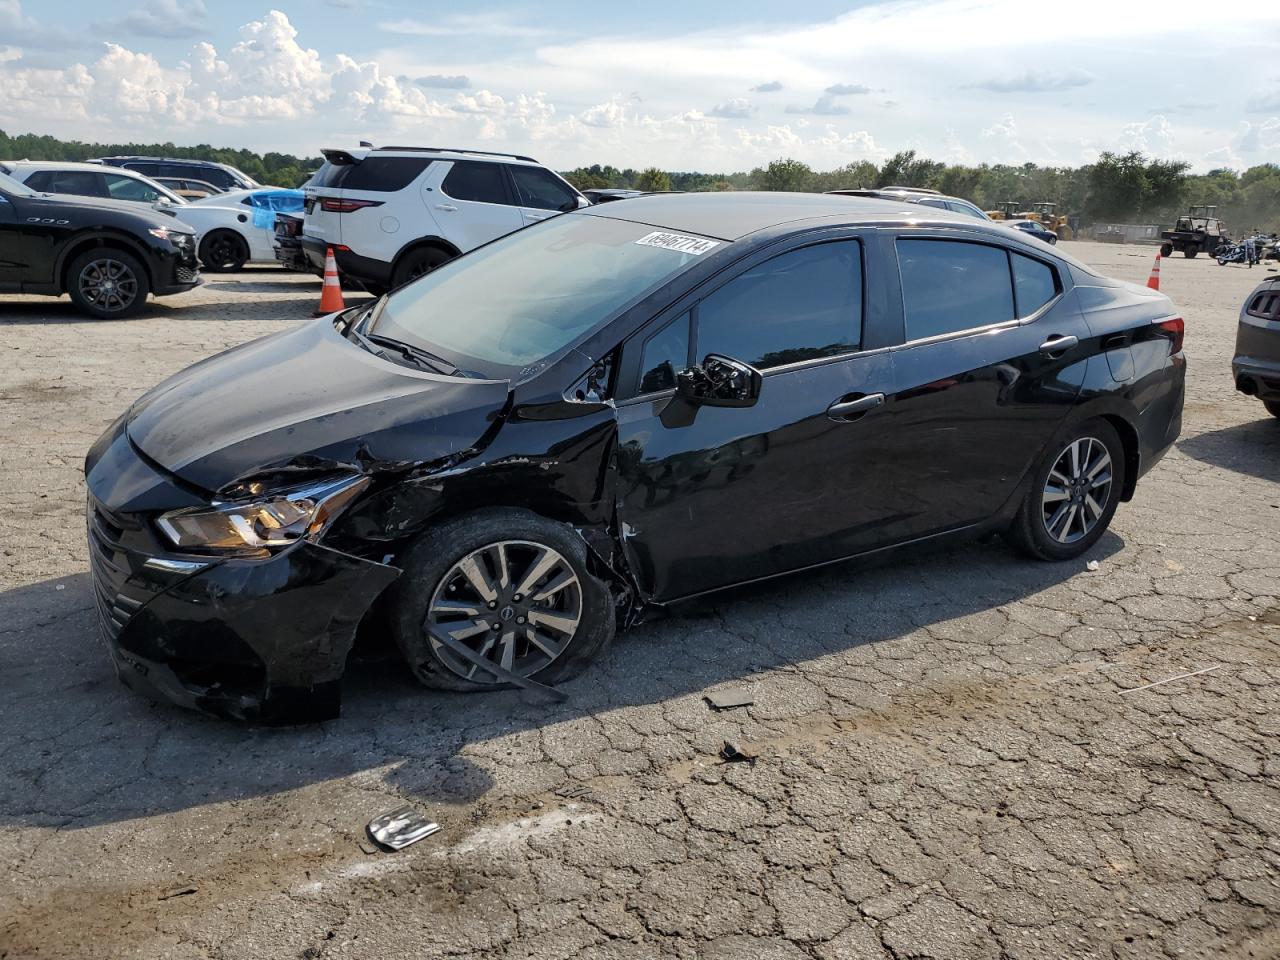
[1155,317,1184,355]
[318,198,382,213]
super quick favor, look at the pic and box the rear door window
[696,240,862,369]
[342,157,432,192]
[26,170,107,197]
[441,161,511,205]
[897,239,1015,340]
[508,166,578,211]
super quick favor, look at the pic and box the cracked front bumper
[86,428,399,723]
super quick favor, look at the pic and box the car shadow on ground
[0,530,1123,830]
[1178,416,1280,483]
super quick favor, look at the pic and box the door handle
[1039,334,1078,356]
[435,203,458,212]
[827,393,884,421]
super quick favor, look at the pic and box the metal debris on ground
[366,805,441,851]
[158,885,197,901]
[719,741,757,765]
[704,688,756,711]
[1119,664,1222,695]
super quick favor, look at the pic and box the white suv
[301,147,587,293]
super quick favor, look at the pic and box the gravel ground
[0,245,1278,960]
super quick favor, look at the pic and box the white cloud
[981,113,1027,160]
[98,0,208,40]
[377,13,549,39]
[824,83,871,96]
[751,80,783,93]
[968,69,1094,93]
[710,98,754,119]
[1117,115,1175,157]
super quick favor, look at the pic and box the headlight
[156,474,370,555]
[148,226,173,240]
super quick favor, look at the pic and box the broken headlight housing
[155,474,370,556]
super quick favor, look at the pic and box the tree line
[4,129,1277,232]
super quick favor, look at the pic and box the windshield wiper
[366,334,461,376]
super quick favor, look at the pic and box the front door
[505,164,578,227]
[616,234,900,601]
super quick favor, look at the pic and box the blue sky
[2,0,1277,172]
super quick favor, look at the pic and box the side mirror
[574,195,591,210]
[675,354,762,408]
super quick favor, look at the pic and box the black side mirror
[675,354,762,408]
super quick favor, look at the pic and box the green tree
[635,167,672,191]
[754,158,813,192]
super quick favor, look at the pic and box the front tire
[1184,245,1199,259]
[390,509,615,692]
[199,230,250,272]
[66,247,150,319]
[1160,242,1173,257]
[1005,418,1126,561]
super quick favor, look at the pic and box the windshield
[0,170,39,198]
[371,214,718,376]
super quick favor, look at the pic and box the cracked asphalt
[1,244,1278,960]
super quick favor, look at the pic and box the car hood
[126,318,511,492]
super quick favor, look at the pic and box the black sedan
[85,193,1186,721]
[1005,218,1059,244]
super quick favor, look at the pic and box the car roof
[4,160,139,173]
[579,191,976,241]
[322,146,543,167]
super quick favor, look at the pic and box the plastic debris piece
[719,741,757,765]
[367,805,441,851]
[705,688,755,711]
[1086,560,1100,571]
[158,885,197,901]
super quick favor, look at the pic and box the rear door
[506,165,581,226]
[431,160,523,252]
[22,169,109,200]
[875,233,1089,541]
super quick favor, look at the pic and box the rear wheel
[66,247,149,319]
[1184,245,1199,259]
[199,230,250,272]
[1005,419,1126,561]
[391,245,452,289]
[390,510,615,692]
[1264,400,1280,419]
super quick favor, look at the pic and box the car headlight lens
[148,226,173,240]
[156,474,370,555]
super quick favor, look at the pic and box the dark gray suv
[1234,277,1280,418]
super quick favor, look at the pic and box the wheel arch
[57,230,155,292]
[390,236,461,276]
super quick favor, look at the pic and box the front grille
[86,496,148,641]
[176,266,198,284]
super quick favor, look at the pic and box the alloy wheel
[78,258,138,314]
[424,540,583,682]
[1041,436,1113,544]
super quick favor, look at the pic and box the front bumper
[85,427,398,723]
[151,235,201,296]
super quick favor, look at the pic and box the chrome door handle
[435,203,458,212]
[827,393,884,420]
[1039,334,1078,355]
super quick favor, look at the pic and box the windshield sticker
[634,231,721,256]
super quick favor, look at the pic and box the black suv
[94,157,259,193]
[0,170,199,318]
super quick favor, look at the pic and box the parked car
[1233,276,1280,419]
[93,157,259,193]
[154,177,222,200]
[0,160,186,206]
[301,146,588,294]
[0,170,198,318]
[272,211,310,272]
[179,189,306,271]
[826,187,990,221]
[84,192,1185,721]
[1005,218,1059,245]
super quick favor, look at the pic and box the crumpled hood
[126,318,510,492]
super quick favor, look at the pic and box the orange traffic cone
[314,246,346,316]
[1146,252,1161,291]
